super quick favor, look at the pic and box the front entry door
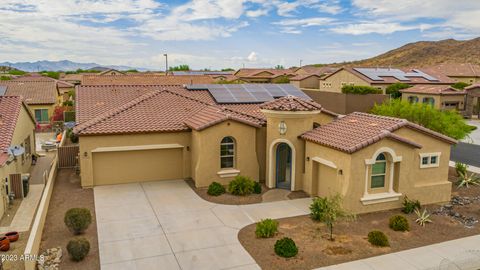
[276,143,292,189]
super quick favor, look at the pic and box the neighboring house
[233,68,295,83]
[171,71,233,76]
[465,84,480,118]
[57,80,75,103]
[0,96,36,218]
[74,83,455,214]
[290,74,321,89]
[400,85,467,111]
[81,74,215,85]
[427,63,480,84]
[0,80,61,124]
[319,67,454,94]
[293,66,338,77]
[97,69,125,76]
[60,73,95,85]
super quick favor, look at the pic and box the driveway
[94,180,312,270]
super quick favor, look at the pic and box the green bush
[386,82,411,99]
[64,208,92,235]
[274,237,298,258]
[207,182,225,196]
[341,85,382,95]
[451,82,471,90]
[69,131,79,143]
[402,196,421,214]
[67,237,90,261]
[389,215,409,231]
[228,176,255,195]
[455,162,468,176]
[0,76,11,81]
[253,182,262,194]
[255,219,278,238]
[368,231,389,247]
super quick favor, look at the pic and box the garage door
[92,148,183,185]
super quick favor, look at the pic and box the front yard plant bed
[238,171,480,270]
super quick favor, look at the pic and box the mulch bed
[39,168,99,270]
[186,179,270,205]
[238,169,480,270]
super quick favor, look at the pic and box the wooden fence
[57,145,79,168]
[9,173,23,199]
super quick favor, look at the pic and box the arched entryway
[276,143,292,189]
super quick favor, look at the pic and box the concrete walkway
[94,180,311,270]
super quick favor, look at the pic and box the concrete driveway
[94,180,312,270]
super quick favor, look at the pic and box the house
[74,83,455,214]
[427,63,480,84]
[81,74,215,85]
[319,67,454,94]
[290,74,321,89]
[171,71,234,76]
[465,84,480,118]
[60,73,95,85]
[233,68,295,83]
[400,85,467,111]
[0,96,36,218]
[56,80,75,103]
[0,80,61,125]
[293,66,338,77]
[97,69,125,76]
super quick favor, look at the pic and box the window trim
[419,152,441,168]
[220,136,235,169]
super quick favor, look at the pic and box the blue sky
[0,0,479,70]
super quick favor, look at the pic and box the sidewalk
[316,235,480,270]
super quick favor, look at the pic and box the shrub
[402,196,421,214]
[274,237,298,258]
[67,237,90,261]
[255,219,278,238]
[228,176,255,196]
[253,182,262,194]
[414,208,432,227]
[0,76,11,81]
[341,85,382,95]
[457,172,480,188]
[207,182,225,196]
[69,131,79,143]
[310,194,353,241]
[389,215,409,232]
[455,162,468,176]
[64,208,92,235]
[368,231,389,247]
[451,82,471,90]
[386,82,410,99]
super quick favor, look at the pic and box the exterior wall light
[338,169,343,175]
[278,121,287,135]
[306,157,310,161]
[83,152,88,157]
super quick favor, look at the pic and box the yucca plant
[414,208,432,227]
[457,172,480,188]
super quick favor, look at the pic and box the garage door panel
[93,149,183,185]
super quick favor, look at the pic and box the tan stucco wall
[292,76,319,89]
[79,132,191,188]
[401,93,466,110]
[449,76,480,84]
[319,70,370,93]
[191,121,260,187]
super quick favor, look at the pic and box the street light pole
[164,53,168,76]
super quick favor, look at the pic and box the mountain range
[0,60,142,72]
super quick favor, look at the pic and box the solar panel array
[186,84,311,104]
[354,68,439,82]
[0,86,7,96]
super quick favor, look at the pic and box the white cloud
[246,8,269,17]
[274,17,334,27]
[331,22,426,35]
[247,51,258,62]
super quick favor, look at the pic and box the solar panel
[0,86,6,96]
[353,68,439,82]
[186,84,309,104]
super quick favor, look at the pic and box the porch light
[278,121,287,135]
[83,152,88,157]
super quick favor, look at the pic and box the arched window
[220,137,235,169]
[422,97,435,106]
[371,153,386,188]
[407,96,419,103]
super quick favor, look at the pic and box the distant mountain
[326,37,480,68]
[0,60,145,72]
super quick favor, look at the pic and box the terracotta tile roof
[81,74,215,85]
[234,68,295,78]
[427,63,480,77]
[301,112,456,153]
[295,66,338,76]
[465,83,480,91]
[74,88,265,135]
[57,80,75,88]
[184,106,264,131]
[0,80,58,105]
[260,96,322,111]
[400,85,466,95]
[61,73,94,82]
[0,96,22,165]
[11,76,56,82]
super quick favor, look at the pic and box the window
[407,96,419,103]
[371,153,386,188]
[422,97,435,106]
[419,153,441,168]
[220,137,235,169]
[34,109,49,123]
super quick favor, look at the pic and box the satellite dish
[8,145,25,157]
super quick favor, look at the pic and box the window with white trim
[220,137,235,169]
[371,153,386,188]
[419,153,440,168]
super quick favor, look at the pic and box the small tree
[451,82,471,90]
[310,194,353,241]
[169,65,190,71]
[386,83,410,99]
[51,106,66,122]
[274,65,285,70]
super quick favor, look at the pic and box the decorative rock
[37,247,62,270]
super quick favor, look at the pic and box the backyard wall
[303,90,388,114]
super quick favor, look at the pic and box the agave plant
[414,208,432,227]
[457,172,480,188]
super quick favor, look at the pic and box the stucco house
[465,84,480,118]
[0,96,36,218]
[400,85,467,111]
[74,83,455,214]
[81,74,215,85]
[290,74,321,89]
[318,67,453,94]
[428,63,480,84]
[0,79,61,125]
[233,68,295,83]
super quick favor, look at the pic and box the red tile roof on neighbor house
[399,85,467,95]
[427,63,480,77]
[234,68,295,78]
[260,95,323,111]
[0,96,23,165]
[0,80,59,105]
[301,112,456,154]
[294,66,338,76]
[289,74,320,81]
[81,74,215,85]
